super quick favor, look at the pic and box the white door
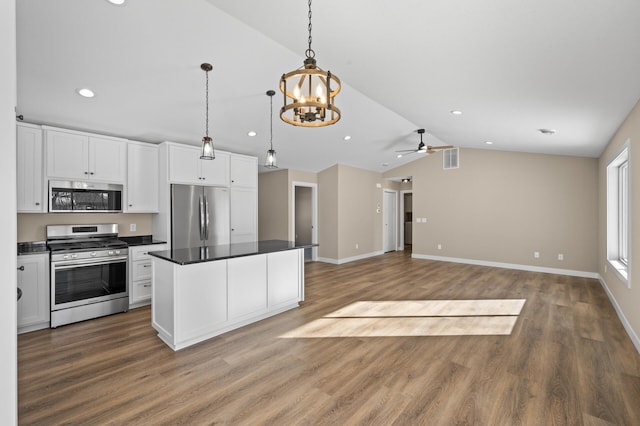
[383,190,397,252]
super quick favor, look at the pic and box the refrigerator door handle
[199,194,205,241]
[204,195,210,240]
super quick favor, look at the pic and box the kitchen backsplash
[17,213,153,242]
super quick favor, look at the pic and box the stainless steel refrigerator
[171,184,230,249]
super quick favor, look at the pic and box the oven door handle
[52,256,128,269]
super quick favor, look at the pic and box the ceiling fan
[395,129,454,155]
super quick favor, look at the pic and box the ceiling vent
[443,147,459,170]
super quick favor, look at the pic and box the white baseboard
[317,251,384,265]
[598,275,640,354]
[411,253,599,279]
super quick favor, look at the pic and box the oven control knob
[63,254,69,260]
[71,254,78,259]
[90,252,97,257]
[108,250,114,255]
[115,250,121,255]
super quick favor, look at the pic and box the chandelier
[280,0,341,127]
[200,63,215,160]
[264,90,278,168]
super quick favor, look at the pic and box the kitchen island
[149,240,309,351]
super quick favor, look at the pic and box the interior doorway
[383,190,398,252]
[292,182,317,261]
[400,190,413,251]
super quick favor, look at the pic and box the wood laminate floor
[18,251,640,425]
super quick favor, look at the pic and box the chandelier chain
[306,0,314,58]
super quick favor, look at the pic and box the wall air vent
[443,147,459,170]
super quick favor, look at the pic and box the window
[606,142,630,285]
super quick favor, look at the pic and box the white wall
[1,0,18,423]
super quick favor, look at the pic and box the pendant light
[200,63,215,160]
[264,90,278,168]
[280,0,341,127]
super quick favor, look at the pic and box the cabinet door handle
[18,288,22,301]
[17,266,24,271]
[143,252,149,255]
[35,202,40,206]
[129,204,133,207]
[143,284,151,288]
[90,172,94,175]
[84,171,89,175]
[143,264,151,268]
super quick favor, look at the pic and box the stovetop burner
[46,223,128,254]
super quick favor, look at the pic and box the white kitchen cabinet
[230,154,257,188]
[16,123,45,213]
[129,243,167,307]
[228,254,267,321]
[45,128,127,183]
[268,249,301,309]
[168,143,229,186]
[126,142,159,212]
[151,247,303,351]
[17,253,50,333]
[230,187,257,244]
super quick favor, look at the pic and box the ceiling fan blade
[426,145,455,151]
[395,149,418,153]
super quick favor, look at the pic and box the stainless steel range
[47,224,128,327]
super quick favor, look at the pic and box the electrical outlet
[130,223,136,232]
[437,244,442,250]
[557,253,564,261]
[355,243,359,249]
[534,251,540,258]
[604,263,608,273]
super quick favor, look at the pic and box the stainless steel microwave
[49,180,123,213]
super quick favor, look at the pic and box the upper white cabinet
[230,155,257,188]
[17,253,50,333]
[230,187,258,244]
[230,155,257,243]
[16,123,45,213]
[126,142,159,212]
[168,143,229,186]
[45,128,127,183]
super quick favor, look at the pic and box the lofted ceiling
[16,0,640,173]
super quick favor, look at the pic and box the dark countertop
[149,240,315,265]
[17,241,48,256]
[119,235,167,246]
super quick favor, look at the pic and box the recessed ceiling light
[397,154,403,158]
[247,131,257,137]
[485,141,493,145]
[538,128,556,135]
[450,110,463,115]
[343,135,351,141]
[106,0,126,5]
[382,163,389,167]
[76,88,95,98]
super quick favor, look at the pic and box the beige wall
[258,169,289,240]
[317,165,339,259]
[386,148,598,272]
[598,98,640,344]
[17,213,153,242]
[336,164,383,259]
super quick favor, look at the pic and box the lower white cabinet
[152,248,303,351]
[17,253,50,333]
[129,244,167,307]
[228,255,267,321]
